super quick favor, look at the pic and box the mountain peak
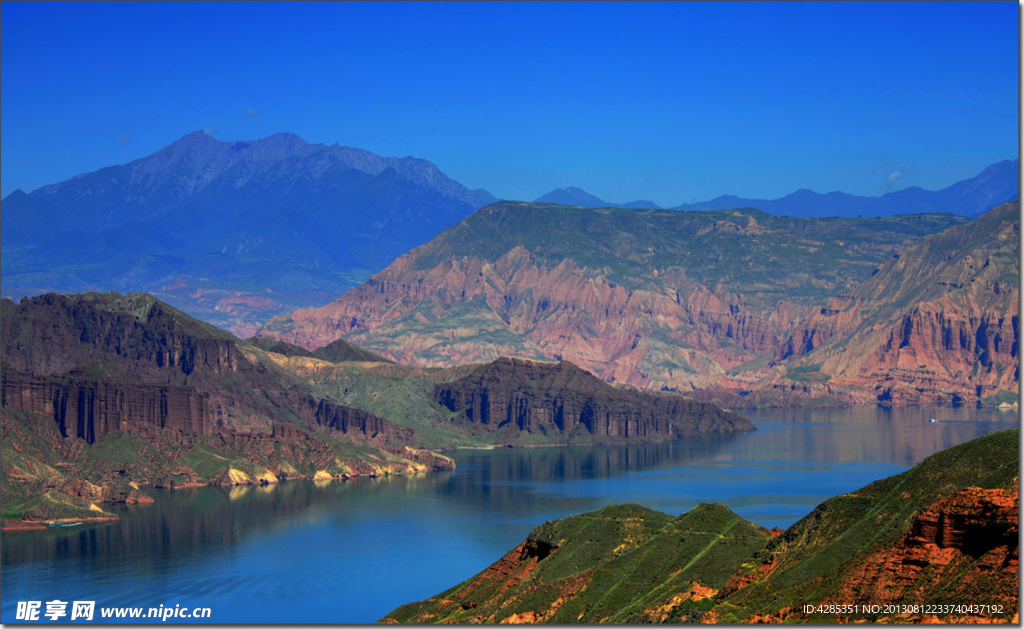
[176,129,221,145]
[535,187,607,207]
[618,199,662,209]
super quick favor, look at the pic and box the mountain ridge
[672,159,1018,218]
[2,132,496,336]
[260,201,1006,405]
[530,160,1016,217]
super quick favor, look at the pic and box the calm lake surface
[2,406,1017,624]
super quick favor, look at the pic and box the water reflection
[738,405,1019,467]
[1,407,1016,624]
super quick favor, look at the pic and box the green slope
[717,428,1019,622]
[382,429,1019,624]
[384,503,771,623]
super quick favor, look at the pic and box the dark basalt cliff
[0,292,412,442]
[1,371,211,442]
[434,357,754,442]
[2,292,238,379]
[307,397,414,443]
[0,370,411,445]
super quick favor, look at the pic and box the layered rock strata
[262,201,1015,406]
[434,357,754,442]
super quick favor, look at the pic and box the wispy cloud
[203,127,215,136]
[877,157,910,194]
[114,134,132,146]
[242,108,261,118]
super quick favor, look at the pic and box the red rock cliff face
[818,483,1019,622]
[261,203,986,404]
[264,246,806,392]
[1,371,210,442]
[770,202,1020,406]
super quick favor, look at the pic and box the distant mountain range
[2,132,1015,341]
[1,131,494,335]
[534,186,662,209]
[534,160,1018,217]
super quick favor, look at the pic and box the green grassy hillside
[382,429,1019,624]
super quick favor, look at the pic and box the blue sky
[1,1,1018,204]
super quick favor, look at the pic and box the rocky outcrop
[717,486,1020,623]
[434,357,754,442]
[909,485,1018,554]
[766,201,1020,406]
[1,292,239,379]
[833,484,1018,609]
[1,371,210,441]
[309,397,415,443]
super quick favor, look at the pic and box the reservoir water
[1,406,1017,624]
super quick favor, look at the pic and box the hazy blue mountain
[471,188,500,205]
[534,186,608,207]
[1,131,491,335]
[618,199,662,209]
[533,187,663,210]
[672,160,1018,217]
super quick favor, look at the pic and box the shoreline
[2,516,119,532]
[1,466,449,533]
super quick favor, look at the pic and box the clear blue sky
[1,1,1018,204]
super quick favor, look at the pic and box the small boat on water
[47,521,83,528]
[927,418,938,423]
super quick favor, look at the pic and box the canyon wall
[434,357,754,442]
[1,371,210,442]
[261,202,1014,406]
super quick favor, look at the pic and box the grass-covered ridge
[382,429,1019,624]
[411,203,968,308]
[717,428,1019,622]
[384,502,771,624]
